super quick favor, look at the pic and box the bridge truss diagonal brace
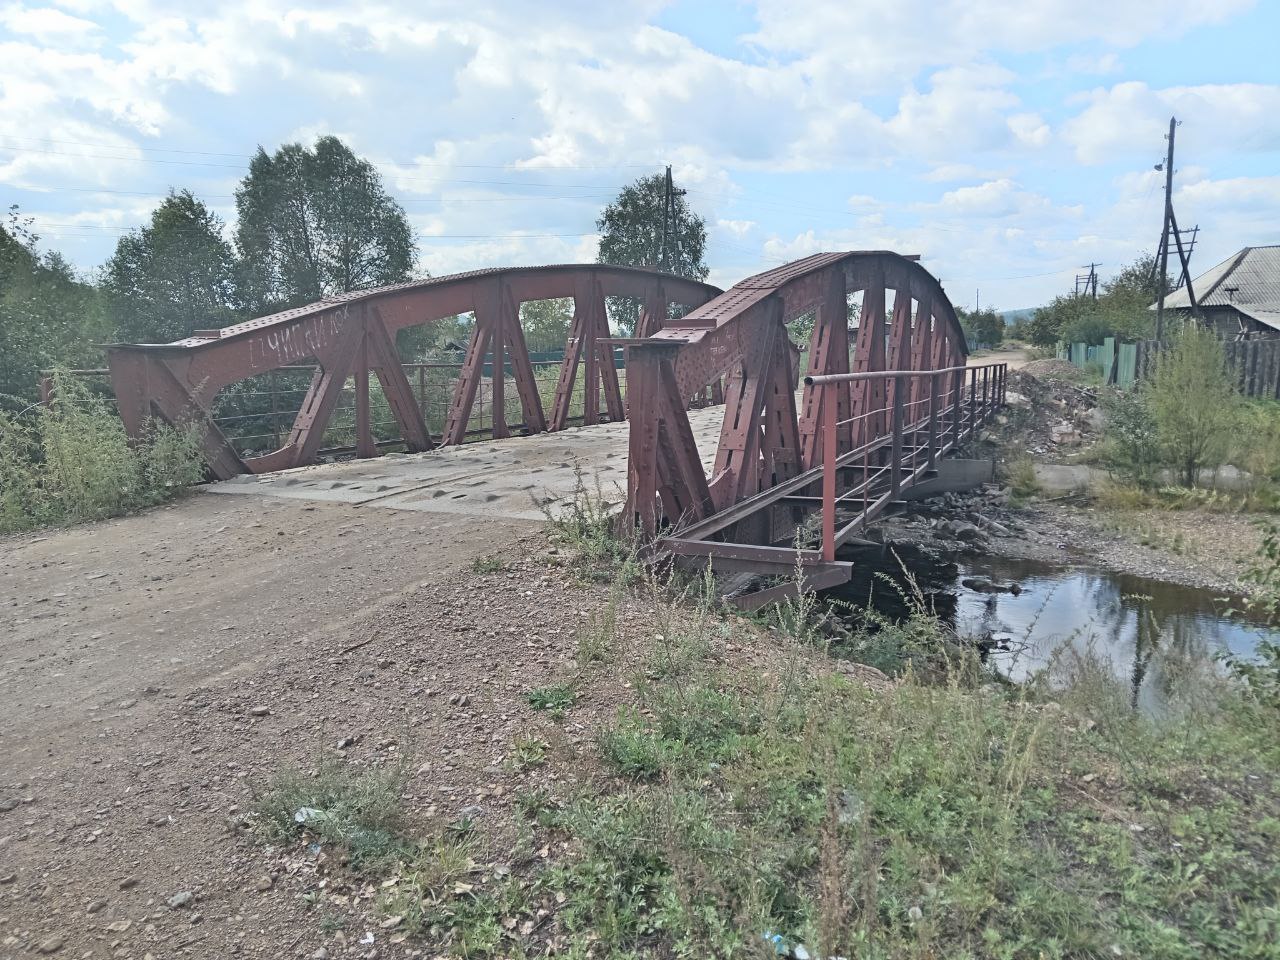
[365,306,434,453]
[797,266,852,471]
[106,348,247,481]
[709,299,794,512]
[443,279,549,444]
[550,276,613,431]
[624,344,714,536]
[278,307,369,469]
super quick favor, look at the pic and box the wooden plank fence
[1060,337,1280,399]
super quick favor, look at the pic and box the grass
[548,635,1280,959]
[507,734,549,771]
[470,553,506,574]
[542,468,641,583]
[0,369,205,532]
[252,760,409,868]
[1005,452,1040,502]
[526,683,577,717]
[246,491,1280,958]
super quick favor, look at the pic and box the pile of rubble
[988,364,1104,459]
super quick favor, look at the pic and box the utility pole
[1153,117,1202,339]
[1154,117,1175,341]
[658,165,686,274]
[1076,262,1100,298]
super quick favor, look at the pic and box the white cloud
[0,4,100,43]
[1,0,1276,309]
[716,218,755,238]
[1062,81,1280,163]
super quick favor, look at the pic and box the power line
[0,134,655,170]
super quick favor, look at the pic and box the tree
[956,306,1004,348]
[235,136,415,313]
[520,298,573,353]
[596,172,708,334]
[1025,255,1170,346]
[102,190,240,343]
[1146,325,1240,486]
[0,208,106,410]
[596,172,708,280]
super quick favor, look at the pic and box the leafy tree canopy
[1022,255,1169,346]
[520,298,573,353]
[0,208,107,410]
[956,306,1004,348]
[102,190,240,344]
[595,172,709,335]
[235,136,415,313]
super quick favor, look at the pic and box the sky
[2,0,1279,311]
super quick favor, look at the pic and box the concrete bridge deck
[209,406,726,520]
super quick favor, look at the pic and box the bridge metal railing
[805,362,1008,562]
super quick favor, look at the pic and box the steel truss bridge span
[621,251,1007,604]
[105,264,722,481]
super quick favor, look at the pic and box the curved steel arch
[105,264,722,479]
[624,251,969,534]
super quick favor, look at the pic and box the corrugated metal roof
[1160,245,1280,311]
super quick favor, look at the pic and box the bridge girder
[623,251,970,536]
[105,265,722,480]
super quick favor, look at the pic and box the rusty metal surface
[620,249,1003,607]
[105,264,721,480]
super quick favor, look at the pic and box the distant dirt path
[0,491,549,958]
[968,344,1033,370]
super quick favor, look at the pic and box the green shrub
[1100,387,1162,487]
[1147,327,1241,487]
[0,370,204,532]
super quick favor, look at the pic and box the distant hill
[1000,308,1035,326]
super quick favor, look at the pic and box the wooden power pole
[1154,116,1202,340]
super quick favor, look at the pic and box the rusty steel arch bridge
[106,252,1006,597]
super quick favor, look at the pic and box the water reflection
[825,545,1274,708]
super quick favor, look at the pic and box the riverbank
[229,506,1280,958]
[872,484,1262,595]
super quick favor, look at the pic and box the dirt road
[0,491,586,958]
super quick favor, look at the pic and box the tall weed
[0,369,204,532]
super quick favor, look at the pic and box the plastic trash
[762,932,788,955]
[358,932,375,945]
[294,806,325,824]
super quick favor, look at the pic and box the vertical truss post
[927,371,940,469]
[890,373,904,495]
[850,269,887,448]
[354,316,377,459]
[885,288,913,416]
[821,382,837,563]
[490,286,508,440]
[625,345,662,535]
[583,288,601,425]
[798,266,851,469]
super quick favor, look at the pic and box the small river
[824,544,1277,709]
